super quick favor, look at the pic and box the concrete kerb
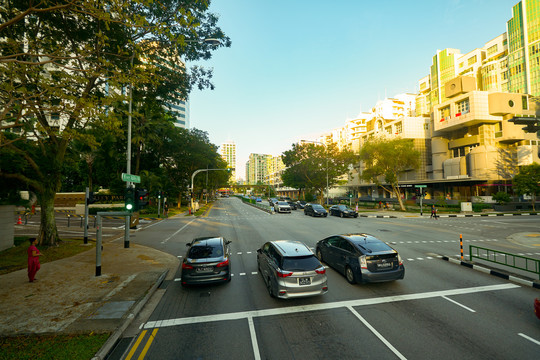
[91,269,169,360]
[440,255,540,289]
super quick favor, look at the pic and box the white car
[274,201,292,213]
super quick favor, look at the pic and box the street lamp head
[203,38,221,46]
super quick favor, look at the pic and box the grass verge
[0,333,110,360]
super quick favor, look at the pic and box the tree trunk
[37,189,59,246]
[392,184,406,211]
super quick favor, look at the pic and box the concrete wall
[0,205,15,251]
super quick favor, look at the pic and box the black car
[181,236,232,286]
[286,200,297,210]
[304,203,328,217]
[329,204,358,218]
[316,233,405,284]
[296,200,307,209]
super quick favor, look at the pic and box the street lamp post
[190,168,233,212]
[302,140,329,206]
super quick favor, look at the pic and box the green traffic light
[126,203,133,210]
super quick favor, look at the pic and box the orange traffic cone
[17,216,22,225]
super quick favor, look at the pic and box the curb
[91,269,169,360]
[440,255,540,289]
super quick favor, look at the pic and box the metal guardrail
[469,245,540,279]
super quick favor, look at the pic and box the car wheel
[355,214,358,218]
[340,212,344,218]
[316,248,323,262]
[266,278,275,298]
[324,214,327,217]
[345,266,357,284]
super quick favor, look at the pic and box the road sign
[122,173,141,183]
[414,185,427,188]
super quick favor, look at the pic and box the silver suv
[257,240,328,299]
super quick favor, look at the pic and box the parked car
[286,200,297,210]
[316,233,404,284]
[304,203,328,217]
[274,201,292,213]
[329,204,358,218]
[257,240,328,299]
[269,198,278,206]
[256,197,262,202]
[535,298,540,320]
[181,236,232,286]
[296,200,307,209]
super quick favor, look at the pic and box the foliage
[0,1,230,245]
[513,162,540,211]
[359,137,420,211]
[281,142,356,204]
[492,191,511,205]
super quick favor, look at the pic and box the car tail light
[397,254,403,265]
[182,262,193,269]
[315,266,326,274]
[277,269,293,277]
[216,258,229,267]
[359,255,368,269]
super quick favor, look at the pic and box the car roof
[271,240,313,257]
[191,236,223,247]
[339,234,395,252]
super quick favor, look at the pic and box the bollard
[67,214,70,227]
[460,234,463,260]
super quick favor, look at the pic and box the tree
[0,1,230,245]
[282,142,356,204]
[513,163,540,211]
[359,137,420,211]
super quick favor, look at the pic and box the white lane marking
[144,284,519,329]
[251,272,258,275]
[518,333,540,346]
[348,306,407,360]
[239,272,246,276]
[442,295,476,313]
[248,316,261,360]
[161,218,197,244]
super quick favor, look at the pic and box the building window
[395,122,402,134]
[468,55,477,66]
[522,95,528,110]
[487,44,498,56]
[456,98,470,116]
[439,106,450,122]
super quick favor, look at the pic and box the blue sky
[189,0,516,180]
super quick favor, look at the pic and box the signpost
[122,173,141,183]
[415,185,427,216]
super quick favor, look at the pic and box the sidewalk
[0,222,179,357]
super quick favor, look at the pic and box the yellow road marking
[138,328,159,360]
[125,330,147,360]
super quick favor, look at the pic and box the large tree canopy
[513,162,540,211]
[359,137,420,211]
[0,0,230,245]
[281,142,356,204]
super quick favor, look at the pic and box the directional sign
[414,185,427,188]
[122,173,141,183]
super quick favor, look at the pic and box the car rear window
[281,255,321,271]
[312,205,325,209]
[188,245,223,259]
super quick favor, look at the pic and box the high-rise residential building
[246,153,272,185]
[220,141,236,181]
[167,99,189,128]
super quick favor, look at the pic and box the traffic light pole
[84,187,89,244]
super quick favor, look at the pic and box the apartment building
[245,153,272,185]
[220,141,237,182]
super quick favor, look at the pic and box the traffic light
[136,188,149,209]
[125,187,135,212]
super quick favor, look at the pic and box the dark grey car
[181,236,232,286]
[316,233,404,284]
[304,203,328,217]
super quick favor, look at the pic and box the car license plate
[196,267,213,272]
[299,277,311,285]
[377,262,392,268]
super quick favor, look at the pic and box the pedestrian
[27,237,41,282]
[430,205,438,219]
[379,201,382,209]
[164,202,169,218]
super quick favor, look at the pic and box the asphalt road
[110,198,540,360]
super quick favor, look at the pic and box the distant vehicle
[296,200,307,209]
[304,203,327,217]
[181,236,232,286]
[329,204,358,218]
[269,198,278,206]
[257,240,328,299]
[286,200,297,210]
[274,201,291,213]
[256,197,262,202]
[316,233,404,284]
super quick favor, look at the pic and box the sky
[189,0,517,180]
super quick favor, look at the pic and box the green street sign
[414,185,427,188]
[122,173,141,183]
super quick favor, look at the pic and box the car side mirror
[226,240,232,245]
[186,243,191,247]
[256,249,262,254]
